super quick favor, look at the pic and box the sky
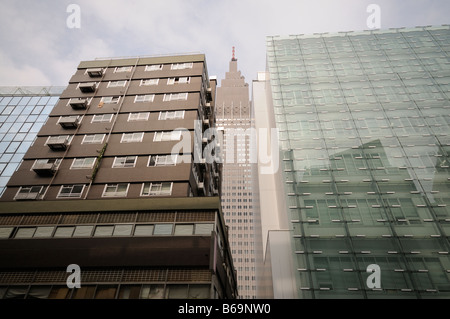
[0,0,449,88]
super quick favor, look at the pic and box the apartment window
[171,63,193,70]
[107,80,127,88]
[145,64,163,71]
[92,114,113,123]
[113,156,137,168]
[121,132,144,143]
[15,186,45,200]
[57,185,85,198]
[140,79,159,86]
[128,112,150,121]
[158,111,185,120]
[114,66,133,73]
[102,183,129,197]
[163,93,188,101]
[153,131,182,142]
[148,155,177,167]
[71,158,96,169]
[100,96,120,104]
[82,134,106,144]
[167,77,190,85]
[141,182,173,196]
[134,95,155,103]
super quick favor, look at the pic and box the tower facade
[0,55,237,299]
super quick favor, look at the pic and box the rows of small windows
[0,283,211,299]
[0,221,214,240]
[104,77,192,88]
[14,182,174,200]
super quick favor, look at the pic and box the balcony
[69,98,88,110]
[79,82,97,93]
[46,136,70,151]
[87,68,103,77]
[32,160,59,176]
[58,116,81,129]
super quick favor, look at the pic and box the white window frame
[15,186,45,198]
[102,183,130,198]
[100,96,120,104]
[171,63,193,70]
[148,155,177,167]
[134,95,155,103]
[163,93,188,102]
[107,80,127,88]
[113,156,137,168]
[140,182,173,196]
[158,110,185,120]
[153,131,182,142]
[140,79,159,86]
[128,112,150,121]
[121,132,144,143]
[70,158,97,170]
[82,134,106,145]
[167,77,190,85]
[145,64,163,71]
[57,184,86,198]
[91,114,113,123]
[114,66,133,73]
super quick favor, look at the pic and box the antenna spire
[232,46,237,61]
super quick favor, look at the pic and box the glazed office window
[57,185,85,198]
[82,134,106,144]
[71,158,96,169]
[114,66,132,73]
[113,156,137,168]
[145,64,163,71]
[158,111,185,120]
[102,183,129,197]
[134,95,155,103]
[140,79,159,86]
[121,132,144,143]
[91,114,113,123]
[140,182,173,196]
[107,81,127,88]
[128,112,150,121]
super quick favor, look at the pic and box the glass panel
[113,225,133,236]
[26,286,52,299]
[15,227,35,238]
[153,224,173,235]
[33,226,55,238]
[167,285,188,299]
[48,286,70,299]
[54,227,75,238]
[134,225,154,236]
[94,226,114,237]
[0,227,14,239]
[73,226,94,237]
[4,286,28,299]
[174,224,194,236]
[194,224,214,235]
[72,286,96,299]
[189,285,210,299]
[94,285,117,299]
[140,284,164,299]
[118,285,141,299]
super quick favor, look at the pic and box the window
[71,158,96,169]
[134,95,155,103]
[174,224,194,236]
[0,227,14,239]
[113,156,137,168]
[93,225,114,237]
[121,132,144,143]
[107,80,127,88]
[153,224,173,235]
[134,225,154,236]
[114,66,132,73]
[153,131,182,142]
[102,183,129,197]
[73,226,94,237]
[33,226,55,238]
[128,112,150,121]
[163,93,188,101]
[145,64,163,71]
[140,79,159,86]
[15,186,45,200]
[148,155,177,166]
[113,225,133,236]
[194,224,214,235]
[100,96,120,104]
[92,114,113,123]
[54,226,75,238]
[57,185,85,198]
[158,111,185,120]
[167,77,190,85]
[171,63,193,70]
[141,182,173,196]
[82,134,105,144]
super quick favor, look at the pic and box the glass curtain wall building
[265,26,450,298]
[0,87,64,196]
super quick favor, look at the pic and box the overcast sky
[0,0,449,88]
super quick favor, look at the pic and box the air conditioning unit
[46,136,70,151]
[87,68,103,77]
[79,82,97,93]
[69,98,88,110]
[59,116,81,129]
[32,160,58,176]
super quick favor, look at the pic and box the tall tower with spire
[216,49,257,299]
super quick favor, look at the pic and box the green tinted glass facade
[267,26,450,298]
